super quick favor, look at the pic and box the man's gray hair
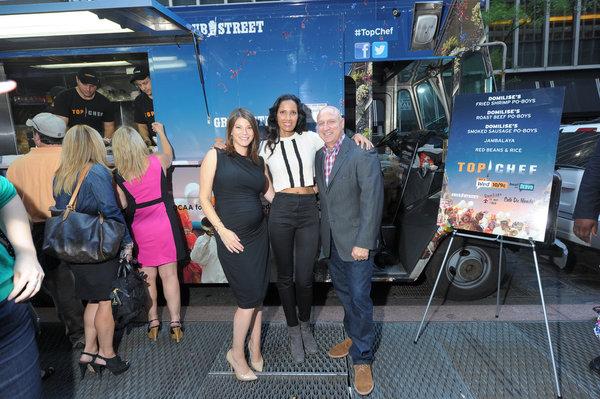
[317,105,342,120]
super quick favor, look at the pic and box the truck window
[396,89,419,132]
[556,131,600,167]
[416,81,447,132]
[442,67,453,106]
[460,52,493,94]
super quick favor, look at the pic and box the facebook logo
[354,42,370,59]
[372,41,388,58]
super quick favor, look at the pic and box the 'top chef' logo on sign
[192,20,265,38]
[457,161,538,175]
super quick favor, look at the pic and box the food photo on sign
[437,87,565,242]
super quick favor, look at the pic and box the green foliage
[581,0,600,11]
[483,0,600,28]
[489,47,507,70]
[481,1,518,27]
[481,0,587,43]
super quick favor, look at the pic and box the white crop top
[259,131,324,192]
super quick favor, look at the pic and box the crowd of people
[0,69,385,397]
[0,61,599,398]
[0,69,188,398]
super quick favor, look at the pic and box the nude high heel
[169,321,184,343]
[247,342,264,372]
[226,349,257,381]
[147,319,160,341]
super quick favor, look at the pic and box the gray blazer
[315,137,384,262]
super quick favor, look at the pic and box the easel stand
[413,230,562,398]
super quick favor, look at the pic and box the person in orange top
[6,112,84,348]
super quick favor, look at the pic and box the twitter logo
[372,41,388,58]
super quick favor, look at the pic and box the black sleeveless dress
[213,149,269,309]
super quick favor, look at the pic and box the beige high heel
[169,321,184,343]
[226,349,257,381]
[247,343,264,372]
[147,319,160,341]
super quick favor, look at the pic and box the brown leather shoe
[353,364,374,396]
[328,338,352,359]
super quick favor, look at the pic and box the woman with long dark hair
[260,94,372,362]
[200,108,271,381]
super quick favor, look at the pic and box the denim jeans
[32,222,84,345]
[0,299,42,399]
[328,240,374,364]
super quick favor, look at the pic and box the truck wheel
[425,236,505,301]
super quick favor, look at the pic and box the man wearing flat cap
[7,112,84,348]
[131,65,156,146]
[52,68,115,140]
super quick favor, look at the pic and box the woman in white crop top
[259,94,371,362]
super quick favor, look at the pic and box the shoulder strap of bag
[64,163,92,218]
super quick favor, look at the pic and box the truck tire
[425,236,505,301]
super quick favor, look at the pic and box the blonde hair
[111,126,150,182]
[53,125,108,196]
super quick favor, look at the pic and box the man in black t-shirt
[53,68,115,140]
[131,66,155,146]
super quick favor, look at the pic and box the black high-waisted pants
[268,192,320,327]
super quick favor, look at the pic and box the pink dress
[114,155,186,267]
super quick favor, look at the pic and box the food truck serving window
[0,0,209,162]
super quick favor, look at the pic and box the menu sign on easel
[437,87,565,242]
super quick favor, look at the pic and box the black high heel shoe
[94,354,130,376]
[78,352,98,380]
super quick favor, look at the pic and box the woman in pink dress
[112,122,187,342]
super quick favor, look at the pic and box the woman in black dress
[199,108,271,381]
[53,125,132,377]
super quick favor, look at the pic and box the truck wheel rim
[445,246,492,290]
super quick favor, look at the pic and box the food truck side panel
[168,0,453,284]
[149,44,213,161]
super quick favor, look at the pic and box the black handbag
[43,164,126,264]
[110,259,149,330]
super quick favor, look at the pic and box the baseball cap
[130,66,149,84]
[0,80,16,94]
[76,68,100,86]
[26,113,67,139]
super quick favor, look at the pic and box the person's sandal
[78,352,98,380]
[147,319,161,341]
[170,321,184,343]
[94,354,130,376]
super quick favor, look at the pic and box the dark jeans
[268,192,319,327]
[32,223,84,344]
[0,299,42,399]
[328,240,374,365]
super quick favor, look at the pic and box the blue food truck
[0,0,534,300]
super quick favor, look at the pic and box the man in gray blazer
[315,106,384,396]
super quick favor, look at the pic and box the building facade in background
[486,0,599,121]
